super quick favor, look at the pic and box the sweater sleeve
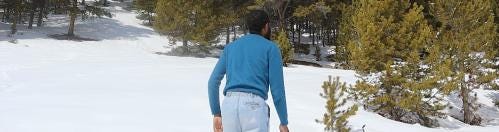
[208,49,227,115]
[269,45,289,125]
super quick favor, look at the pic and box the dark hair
[246,10,270,34]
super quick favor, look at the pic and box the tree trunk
[274,0,289,31]
[68,0,77,37]
[1,1,5,22]
[291,21,295,44]
[182,40,189,55]
[5,6,10,22]
[297,23,301,45]
[28,1,37,29]
[11,0,19,35]
[147,12,153,26]
[311,22,315,45]
[11,12,18,35]
[312,25,321,61]
[37,0,45,27]
[461,81,472,124]
[232,25,237,41]
[17,5,22,24]
[225,27,230,45]
[318,26,321,45]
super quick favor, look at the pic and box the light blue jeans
[222,92,269,132]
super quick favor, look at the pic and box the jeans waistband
[226,92,261,99]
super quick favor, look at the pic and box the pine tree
[8,0,30,35]
[81,1,112,19]
[134,0,156,26]
[10,0,22,35]
[336,1,355,68]
[317,76,358,132]
[429,0,498,125]
[27,0,36,29]
[67,0,77,37]
[293,0,331,61]
[0,0,6,22]
[154,0,222,55]
[36,0,46,27]
[214,0,247,45]
[66,0,111,37]
[494,0,499,58]
[274,29,294,66]
[348,0,448,127]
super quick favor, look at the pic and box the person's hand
[213,114,223,132]
[279,125,289,132]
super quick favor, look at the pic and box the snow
[1,1,499,132]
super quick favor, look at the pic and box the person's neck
[249,32,264,37]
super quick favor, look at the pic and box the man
[208,10,289,132]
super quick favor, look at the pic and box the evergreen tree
[134,0,156,25]
[336,1,355,68]
[214,0,247,45]
[36,0,46,27]
[0,0,6,22]
[317,76,358,132]
[154,0,222,55]
[66,0,111,37]
[67,0,78,37]
[10,0,22,35]
[274,29,294,66]
[429,0,498,125]
[348,0,448,127]
[27,0,36,29]
[494,0,499,58]
[293,0,331,61]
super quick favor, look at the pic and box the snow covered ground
[1,1,498,132]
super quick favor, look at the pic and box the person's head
[245,10,271,40]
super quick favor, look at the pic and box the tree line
[1,0,112,38]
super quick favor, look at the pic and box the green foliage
[345,0,498,126]
[82,3,113,19]
[247,0,267,10]
[293,0,331,18]
[317,76,358,132]
[429,0,498,125]
[9,0,22,34]
[292,0,342,62]
[493,0,499,57]
[154,0,221,49]
[274,29,294,66]
[66,0,111,37]
[134,0,157,25]
[347,0,447,127]
[335,2,355,68]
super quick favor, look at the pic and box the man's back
[223,34,278,100]
[208,34,288,128]
[208,10,288,132]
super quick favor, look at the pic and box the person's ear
[265,23,270,33]
[261,23,269,35]
[263,23,272,40]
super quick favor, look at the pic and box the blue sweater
[208,34,288,125]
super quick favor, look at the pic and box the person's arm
[269,45,289,126]
[208,49,227,116]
